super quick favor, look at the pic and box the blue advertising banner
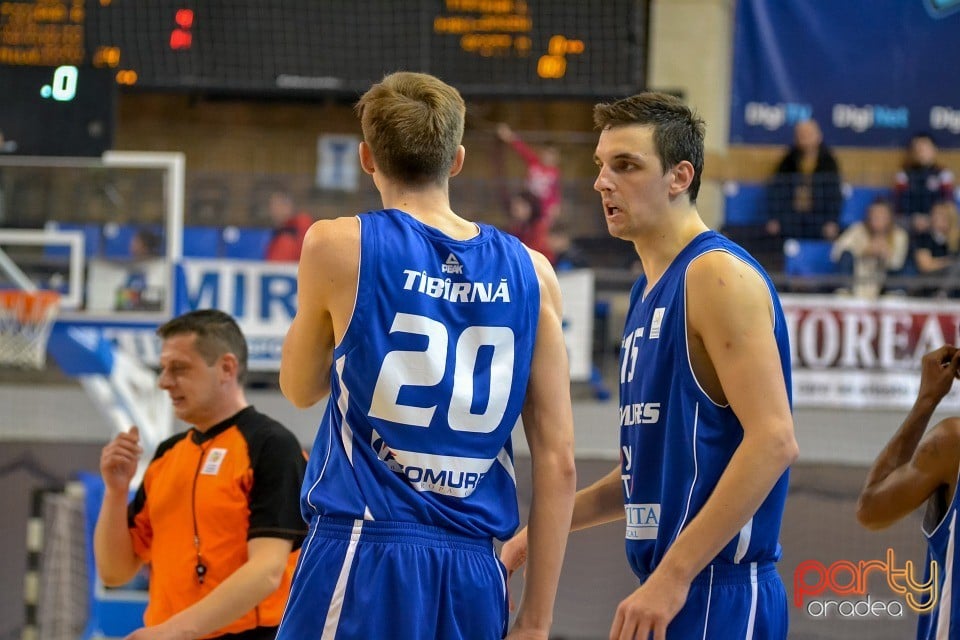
[730,0,960,147]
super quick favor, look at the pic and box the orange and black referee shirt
[127,406,307,638]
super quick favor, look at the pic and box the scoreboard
[0,65,115,156]
[0,0,647,98]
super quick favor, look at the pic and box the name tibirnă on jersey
[300,210,540,540]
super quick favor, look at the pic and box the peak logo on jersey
[442,253,464,274]
[620,402,661,426]
[402,270,511,304]
[370,430,496,498]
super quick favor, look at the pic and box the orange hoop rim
[0,289,61,324]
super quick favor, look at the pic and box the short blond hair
[355,72,465,185]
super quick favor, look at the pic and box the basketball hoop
[0,290,60,369]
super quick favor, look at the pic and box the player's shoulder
[301,216,361,270]
[304,216,360,246]
[686,246,769,299]
[913,417,960,482]
[922,417,960,454]
[522,246,559,298]
[523,245,553,277]
[685,245,776,337]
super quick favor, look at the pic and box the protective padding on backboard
[48,325,115,376]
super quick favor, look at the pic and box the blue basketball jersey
[918,477,960,640]
[618,230,792,578]
[301,209,539,541]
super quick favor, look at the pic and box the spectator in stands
[765,119,843,241]
[913,199,960,297]
[264,190,313,261]
[894,132,955,234]
[830,198,909,299]
[549,219,590,271]
[496,123,562,223]
[505,189,555,264]
[130,227,162,259]
[116,227,164,311]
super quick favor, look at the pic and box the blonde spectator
[831,199,909,299]
[914,199,960,297]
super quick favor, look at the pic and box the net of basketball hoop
[0,289,60,369]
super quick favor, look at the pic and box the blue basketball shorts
[640,561,788,639]
[276,516,509,640]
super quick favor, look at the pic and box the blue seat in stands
[43,222,102,258]
[722,181,767,226]
[784,239,837,276]
[840,185,892,228]
[222,226,272,260]
[183,226,222,258]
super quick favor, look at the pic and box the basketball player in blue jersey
[858,345,960,639]
[502,92,798,639]
[275,71,576,640]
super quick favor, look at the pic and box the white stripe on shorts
[744,562,758,639]
[701,565,714,640]
[322,519,364,640]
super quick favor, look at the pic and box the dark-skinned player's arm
[857,346,960,530]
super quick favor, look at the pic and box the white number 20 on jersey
[369,312,515,434]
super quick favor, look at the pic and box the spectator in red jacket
[265,191,313,262]
[496,123,562,224]
[506,189,555,264]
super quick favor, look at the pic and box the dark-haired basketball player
[503,92,798,639]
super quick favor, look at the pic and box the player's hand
[499,526,528,611]
[496,123,516,144]
[919,346,960,403]
[609,569,689,640]
[100,426,142,493]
